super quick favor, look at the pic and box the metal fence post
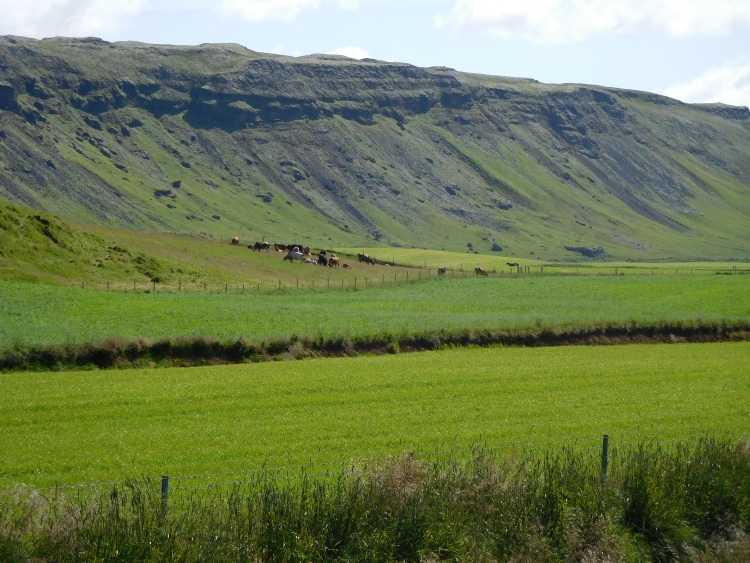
[601,434,609,480]
[161,475,169,513]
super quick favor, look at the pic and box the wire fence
[56,260,750,296]
[2,426,747,500]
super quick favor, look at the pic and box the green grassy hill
[0,200,423,286]
[1,36,749,261]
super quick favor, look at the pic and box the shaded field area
[2,275,750,349]
[2,438,749,563]
[1,343,748,490]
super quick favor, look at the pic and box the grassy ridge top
[1,36,749,261]
[1,274,748,348]
[1,342,747,488]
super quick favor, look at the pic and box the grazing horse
[283,251,304,262]
[358,253,377,265]
[506,262,519,267]
[343,263,352,269]
[318,253,329,266]
[231,237,240,245]
[329,255,340,268]
[475,267,489,277]
[251,241,270,252]
[438,267,447,275]
[275,243,288,252]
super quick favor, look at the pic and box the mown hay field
[2,274,750,348]
[1,342,748,490]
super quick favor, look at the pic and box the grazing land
[0,342,748,490]
[342,246,750,273]
[1,274,750,348]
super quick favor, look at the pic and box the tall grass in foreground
[1,438,748,562]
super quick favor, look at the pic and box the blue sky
[2,0,749,106]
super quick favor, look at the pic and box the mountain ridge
[1,35,749,260]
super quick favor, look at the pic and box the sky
[1,0,749,107]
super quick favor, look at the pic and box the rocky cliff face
[1,35,749,260]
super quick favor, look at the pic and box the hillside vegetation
[1,36,749,261]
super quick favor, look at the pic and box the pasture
[1,274,750,348]
[0,342,748,490]
[341,246,750,274]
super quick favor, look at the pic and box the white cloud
[436,0,750,44]
[659,60,750,108]
[0,0,146,37]
[338,0,360,10]
[327,46,369,59]
[219,0,320,22]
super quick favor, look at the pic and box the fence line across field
[66,262,750,296]
[1,427,746,498]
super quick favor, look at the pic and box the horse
[231,237,240,245]
[283,251,304,262]
[251,241,270,252]
[438,267,447,275]
[358,253,376,265]
[475,267,489,277]
[506,262,519,267]
[329,255,340,268]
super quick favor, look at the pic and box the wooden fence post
[601,434,609,481]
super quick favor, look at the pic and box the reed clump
[1,437,748,562]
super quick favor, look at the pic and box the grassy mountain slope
[0,200,426,286]
[1,36,749,261]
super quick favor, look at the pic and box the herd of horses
[230,237,515,276]
[238,238,383,269]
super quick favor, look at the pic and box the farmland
[1,274,750,349]
[342,246,750,274]
[0,342,748,490]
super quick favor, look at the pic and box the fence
[2,426,747,505]
[60,261,750,296]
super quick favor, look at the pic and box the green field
[342,247,750,272]
[1,342,748,490]
[1,274,749,348]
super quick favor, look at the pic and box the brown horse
[231,237,240,245]
[475,267,488,277]
[329,254,340,268]
[358,253,376,265]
